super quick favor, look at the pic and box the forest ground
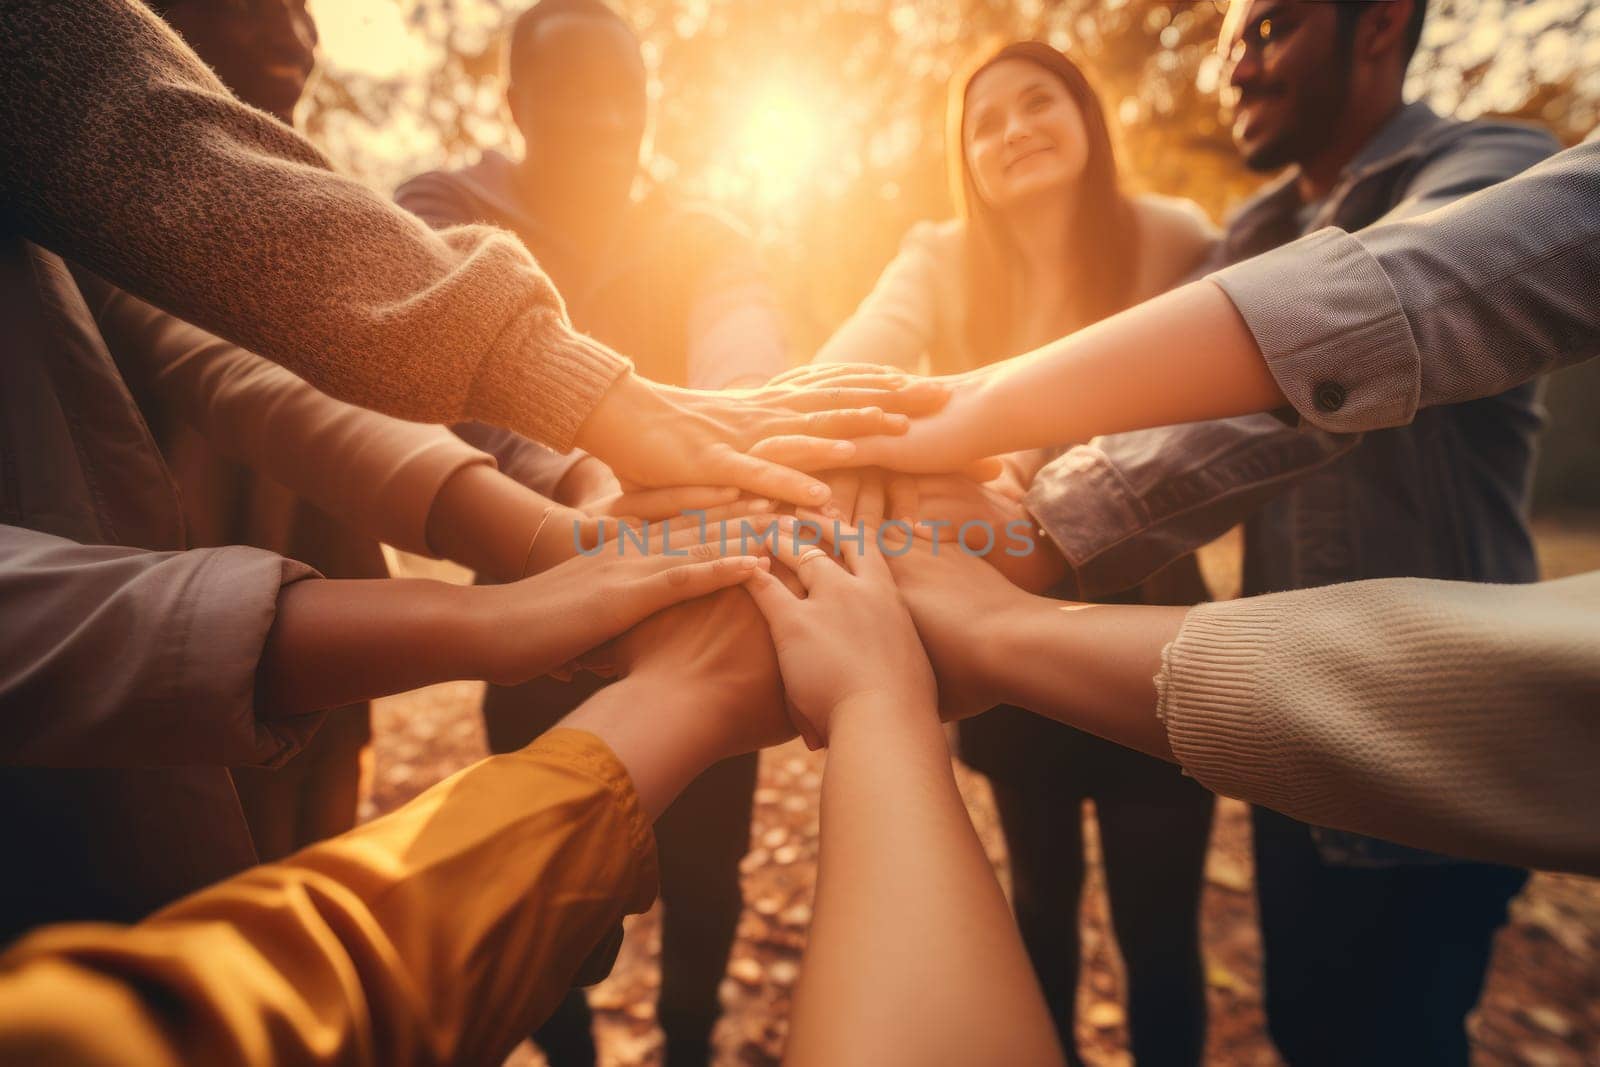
[371,513,1600,1067]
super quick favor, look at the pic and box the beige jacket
[1158,571,1600,876]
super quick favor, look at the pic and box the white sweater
[1157,570,1600,876]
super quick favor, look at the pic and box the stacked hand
[475,521,774,687]
[742,517,938,748]
[771,364,1008,477]
[574,370,952,510]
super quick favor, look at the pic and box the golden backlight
[726,79,833,211]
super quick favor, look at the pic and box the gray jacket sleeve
[0,525,321,768]
[1027,126,1563,597]
[1212,139,1599,433]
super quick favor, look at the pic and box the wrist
[523,505,587,575]
[562,673,725,819]
[1018,524,1070,594]
[439,581,502,681]
[554,455,616,508]
[827,686,941,752]
[981,594,1054,709]
[573,371,647,460]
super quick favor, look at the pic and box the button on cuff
[1314,381,1347,413]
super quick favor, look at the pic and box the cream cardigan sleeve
[813,221,957,371]
[1157,570,1600,876]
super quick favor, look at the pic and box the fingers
[632,554,770,616]
[766,360,892,386]
[854,471,886,526]
[887,476,920,525]
[662,513,779,555]
[604,484,740,521]
[820,468,860,523]
[776,407,910,438]
[747,435,860,471]
[962,456,1006,482]
[830,433,911,472]
[709,449,832,509]
[770,383,949,417]
[743,566,805,625]
[767,523,844,592]
[763,365,953,417]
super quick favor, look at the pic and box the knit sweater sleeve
[0,0,628,451]
[1157,572,1600,876]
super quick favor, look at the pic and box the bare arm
[744,522,1063,1067]
[258,544,766,719]
[787,690,1064,1067]
[847,280,1285,472]
[886,538,1184,758]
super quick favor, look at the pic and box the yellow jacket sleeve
[0,729,658,1066]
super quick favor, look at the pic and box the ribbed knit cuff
[467,315,632,453]
[1158,598,1341,818]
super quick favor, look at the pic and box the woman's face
[963,58,1089,212]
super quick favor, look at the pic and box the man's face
[163,0,318,123]
[507,14,648,201]
[1218,0,1353,172]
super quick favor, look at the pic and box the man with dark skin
[1025,2,1550,1062]
[912,1,1557,1063]
[397,4,786,1065]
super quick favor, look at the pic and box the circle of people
[0,1,1595,1065]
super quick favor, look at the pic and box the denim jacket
[1026,103,1559,866]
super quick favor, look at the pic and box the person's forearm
[426,463,583,580]
[972,280,1285,452]
[558,670,732,820]
[988,597,1190,761]
[257,577,486,717]
[786,693,1064,1067]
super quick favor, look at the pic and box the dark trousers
[968,709,1215,1067]
[1252,806,1528,1067]
[483,674,757,1067]
[232,702,370,862]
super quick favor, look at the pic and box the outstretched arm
[0,643,785,1067]
[744,523,1064,1067]
[844,140,1600,473]
[889,538,1600,876]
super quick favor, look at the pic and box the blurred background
[302,1,1600,1064]
[304,0,1600,510]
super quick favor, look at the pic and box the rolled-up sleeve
[0,728,659,1067]
[0,525,319,768]
[1212,140,1599,432]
